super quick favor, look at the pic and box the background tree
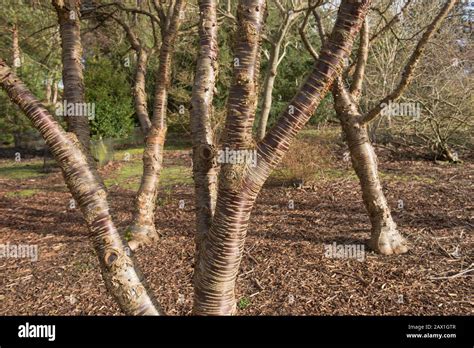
[299,0,458,254]
[126,0,186,249]
[53,0,91,152]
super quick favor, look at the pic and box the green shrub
[85,56,135,139]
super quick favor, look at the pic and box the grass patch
[105,160,192,191]
[0,162,46,180]
[237,297,251,310]
[104,160,142,190]
[299,127,341,143]
[5,189,39,198]
[161,166,193,186]
[113,147,144,161]
[379,171,435,184]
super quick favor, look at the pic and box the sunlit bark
[128,0,186,250]
[0,59,162,315]
[193,0,371,315]
[190,0,219,254]
[53,0,91,152]
[331,0,457,254]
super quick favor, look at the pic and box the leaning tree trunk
[330,0,457,255]
[190,0,219,254]
[333,84,408,255]
[53,0,91,153]
[127,0,185,250]
[0,59,161,315]
[193,0,371,315]
[331,19,408,255]
[341,118,408,255]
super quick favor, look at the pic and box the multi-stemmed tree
[125,0,186,249]
[0,0,370,315]
[89,0,186,249]
[190,0,371,314]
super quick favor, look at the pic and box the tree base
[126,225,159,251]
[369,226,409,255]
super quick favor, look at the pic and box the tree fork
[193,0,372,315]
[128,0,186,249]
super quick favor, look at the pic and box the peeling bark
[0,59,161,315]
[343,119,408,255]
[333,79,408,255]
[329,0,457,255]
[222,0,266,149]
[128,0,185,249]
[53,0,91,152]
[193,0,268,315]
[190,0,219,253]
[193,0,371,315]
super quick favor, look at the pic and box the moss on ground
[104,160,192,191]
[0,162,45,180]
[5,189,39,198]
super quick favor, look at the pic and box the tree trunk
[256,13,294,140]
[52,80,58,105]
[193,0,267,315]
[193,0,371,315]
[0,59,162,315]
[329,0,457,254]
[11,23,21,147]
[128,0,185,250]
[256,49,278,140]
[335,98,408,255]
[45,76,52,104]
[53,0,91,152]
[134,48,152,135]
[190,0,219,254]
[113,16,152,135]
[12,24,20,72]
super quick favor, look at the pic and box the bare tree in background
[256,0,307,140]
[300,0,457,254]
[94,0,186,249]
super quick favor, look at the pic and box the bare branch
[362,0,458,125]
[349,18,368,100]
